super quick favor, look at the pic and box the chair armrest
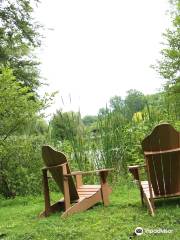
[128,164,146,170]
[64,168,114,177]
[68,171,83,176]
[128,165,146,181]
[82,168,114,175]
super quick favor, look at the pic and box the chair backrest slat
[142,123,180,196]
[170,152,180,194]
[42,145,79,201]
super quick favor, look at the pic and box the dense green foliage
[0,68,41,140]
[156,0,180,88]
[0,0,41,92]
[49,89,180,179]
[82,115,97,126]
[155,0,180,115]
[0,0,48,198]
[0,66,45,197]
[50,111,83,141]
[124,89,146,120]
[0,136,45,197]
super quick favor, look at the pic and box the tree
[0,68,41,141]
[0,1,48,197]
[98,107,109,116]
[124,89,145,120]
[0,67,42,197]
[18,116,49,136]
[155,0,180,116]
[82,115,97,126]
[50,111,84,141]
[0,0,41,93]
[0,0,47,138]
[109,95,124,112]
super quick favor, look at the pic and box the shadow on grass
[155,197,180,208]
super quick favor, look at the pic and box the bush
[0,135,46,197]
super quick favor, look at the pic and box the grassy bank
[0,183,179,240]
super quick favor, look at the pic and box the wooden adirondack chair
[39,145,112,218]
[129,123,180,216]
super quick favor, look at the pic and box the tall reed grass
[49,94,180,180]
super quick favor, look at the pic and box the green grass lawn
[0,183,180,240]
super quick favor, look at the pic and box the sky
[35,0,170,118]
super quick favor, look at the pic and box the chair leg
[39,199,65,217]
[62,165,71,211]
[143,194,155,216]
[42,169,51,216]
[62,190,102,218]
[75,174,83,188]
[140,187,144,206]
[100,171,110,206]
